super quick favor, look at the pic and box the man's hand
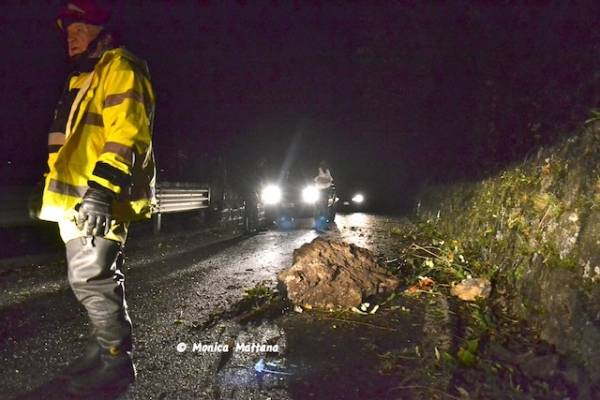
[76,186,114,237]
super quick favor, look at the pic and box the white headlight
[302,185,320,204]
[352,193,364,204]
[261,185,282,205]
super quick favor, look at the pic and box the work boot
[66,346,135,397]
[58,339,101,382]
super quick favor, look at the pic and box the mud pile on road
[277,237,400,309]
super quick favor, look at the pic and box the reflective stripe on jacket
[40,47,156,223]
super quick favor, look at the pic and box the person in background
[38,0,156,396]
[313,160,334,231]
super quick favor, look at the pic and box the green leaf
[442,351,455,364]
[457,347,477,367]
[465,338,479,354]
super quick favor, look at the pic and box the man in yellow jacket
[39,0,155,395]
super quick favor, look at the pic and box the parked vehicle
[260,169,338,227]
[338,190,366,212]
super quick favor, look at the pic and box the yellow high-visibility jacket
[40,47,156,223]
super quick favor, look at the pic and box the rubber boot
[67,347,135,397]
[64,236,134,395]
[58,336,101,381]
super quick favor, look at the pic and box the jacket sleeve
[88,58,155,196]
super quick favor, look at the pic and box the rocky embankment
[417,120,600,382]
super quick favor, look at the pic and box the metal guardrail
[1,183,263,235]
[0,184,212,231]
[156,187,210,213]
[153,184,210,233]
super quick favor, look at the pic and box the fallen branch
[377,352,420,360]
[410,243,443,259]
[318,315,399,332]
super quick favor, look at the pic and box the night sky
[1,1,599,210]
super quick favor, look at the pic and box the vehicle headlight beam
[261,185,282,205]
[302,185,320,204]
[352,193,364,204]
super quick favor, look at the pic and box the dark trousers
[66,236,132,351]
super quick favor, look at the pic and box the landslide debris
[277,237,400,309]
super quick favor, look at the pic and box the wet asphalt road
[0,214,412,399]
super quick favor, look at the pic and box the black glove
[76,186,115,237]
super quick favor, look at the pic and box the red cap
[56,0,111,31]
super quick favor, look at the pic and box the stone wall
[417,121,600,379]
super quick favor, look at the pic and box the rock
[277,238,400,309]
[450,278,491,301]
[405,276,435,293]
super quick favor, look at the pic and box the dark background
[1,1,599,211]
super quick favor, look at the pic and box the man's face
[66,22,102,58]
